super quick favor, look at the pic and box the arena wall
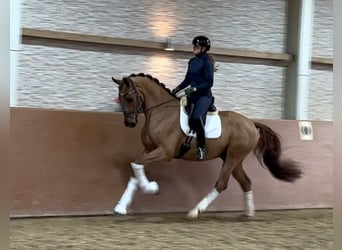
[10,108,333,217]
[17,0,333,120]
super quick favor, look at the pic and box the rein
[144,98,176,113]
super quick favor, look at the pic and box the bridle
[119,79,144,116]
[119,78,176,115]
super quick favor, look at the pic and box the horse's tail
[253,121,303,182]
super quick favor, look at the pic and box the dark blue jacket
[177,53,214,102]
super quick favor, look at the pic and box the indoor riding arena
[10,0,333,249]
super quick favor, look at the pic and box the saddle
[177,97,221,158]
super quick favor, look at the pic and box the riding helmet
[192,36,211,51]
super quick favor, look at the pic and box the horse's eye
[126,97,133,103]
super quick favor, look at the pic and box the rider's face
[193,45,204,55]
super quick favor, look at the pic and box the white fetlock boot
[114,177,138,215]
[131,163,159,194]
[187,188,219,219]
[244,190,255,217]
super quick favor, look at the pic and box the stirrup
[196,147,208,160]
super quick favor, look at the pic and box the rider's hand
[184,86,197,96]
[171,87,181,96]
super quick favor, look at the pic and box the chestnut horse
[112,73,302,218]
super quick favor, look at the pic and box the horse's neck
[138,85,174,111]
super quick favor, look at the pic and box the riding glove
[184,86,197,96]
[171,87,181,96]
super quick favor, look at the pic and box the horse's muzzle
[124,116,137,128]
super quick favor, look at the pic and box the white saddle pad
[179,97,222,138]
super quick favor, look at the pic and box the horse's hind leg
[232,163,255,217]
[187,152,245,219]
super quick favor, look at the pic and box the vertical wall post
[10,0,22,106]
[285,0,314,120]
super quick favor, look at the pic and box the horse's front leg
[114,177,138,215]
[131,162,159,194]
[132,145,171,193]
[114,146,169,215]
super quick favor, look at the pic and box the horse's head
[112,76,144,128]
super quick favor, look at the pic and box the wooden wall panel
[10,108,333,217]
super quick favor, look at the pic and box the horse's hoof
[113,204,127,215]
[245,206,255,217]
[142,181,159,194]
[187,208,199,219]
[246,210,255,217]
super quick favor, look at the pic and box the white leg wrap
[197,188,220,212]
[244,190,255,217]
[187,188,219,219]
[114,177,138,215]
[131,162,159,194]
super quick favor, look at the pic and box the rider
[172,35,215,160]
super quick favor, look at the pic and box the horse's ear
[112,77,122,86]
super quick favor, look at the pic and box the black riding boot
[195,119,207,160]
